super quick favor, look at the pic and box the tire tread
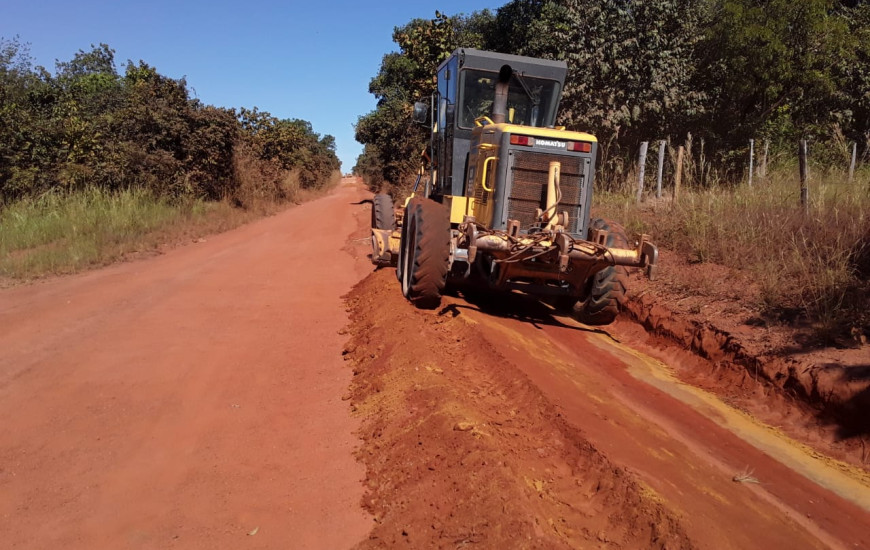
[576,219,629,325]
[402,198,450,309]
[372,194,394,230]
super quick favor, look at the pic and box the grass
[1,187,226,280]
[0,170,342,282]
[594,163,870,340]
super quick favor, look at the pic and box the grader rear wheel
[575,219,629,326]
[400,198,450,309]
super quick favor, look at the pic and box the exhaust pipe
[492,64,512,124]
[545,161,560,229]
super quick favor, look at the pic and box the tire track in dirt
[344,271,692,549]
[344,269,870,549]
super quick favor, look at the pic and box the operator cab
[427,48,568,199]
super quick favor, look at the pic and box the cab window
[458,68,561,129]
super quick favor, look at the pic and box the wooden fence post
[849,142,857,183]
[656,140,666,199]
[761,139,769,178]
[674,145,684,202]
[748,139,755,187]
[799,139,809,215]
[636,141,649,203]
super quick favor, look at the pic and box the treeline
[0,38,340,205]
[355,0,870,190]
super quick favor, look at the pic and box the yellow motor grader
[371,48,657,325]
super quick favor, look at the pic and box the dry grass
[0,169,342,283]
[0,188,242,280]
[732,468,760,484]
[232,148,341,209]
[594,163,870,339]
[232,147,300,208]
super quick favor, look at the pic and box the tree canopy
[353,11,492,191]
[355,0,870,190]
[0,38,340,204]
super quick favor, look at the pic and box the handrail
[481,156,497,192]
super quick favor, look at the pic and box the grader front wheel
[400,198,450,309]
[371,194,395,230]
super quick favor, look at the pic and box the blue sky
[1,0,503,171]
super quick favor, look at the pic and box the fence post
[799,139,809,215]
[656,140,666,199]
[849,142,857,183]
[636,141,649,203]
[674,145,684,202]
[748,139,755,187]
[761,139,769,178]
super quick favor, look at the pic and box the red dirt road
[0,181,373,549]
[4,180,870,549]
[343,273,870,549]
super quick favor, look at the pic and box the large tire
[575,219,629,326]
[395,200,417,283]
[400,198,450,309]
[372,194,395,230]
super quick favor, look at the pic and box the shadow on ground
[437,286,614,338]
[814,364,870,440]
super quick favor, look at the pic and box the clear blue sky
[1,0,504,171]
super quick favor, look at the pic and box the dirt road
[3,180,869,549]
[0,181,373,549]
[344,274,870,549]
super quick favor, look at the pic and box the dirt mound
[343,270,693,549]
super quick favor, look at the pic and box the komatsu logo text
[537,139,565,148]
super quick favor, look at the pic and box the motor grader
[370,48,657,325]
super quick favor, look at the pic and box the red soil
[0,181,373,549]
[344,270,870,549]
[2,180,868,550]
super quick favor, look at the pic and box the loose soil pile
[343,271,694,549]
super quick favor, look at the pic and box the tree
[356,1,869,189]
[698,0,855,150]
[835,2,870,149]
[0,36,49,199]
[354,11,495,192]
[500,0,705,182]
[487,0,565,57]
[0,38,339,203]
[238,108,340,189]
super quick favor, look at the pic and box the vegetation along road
[0,178,867,549]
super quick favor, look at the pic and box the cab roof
[439,48,568,87]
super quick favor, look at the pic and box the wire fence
[628,137,867,208]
